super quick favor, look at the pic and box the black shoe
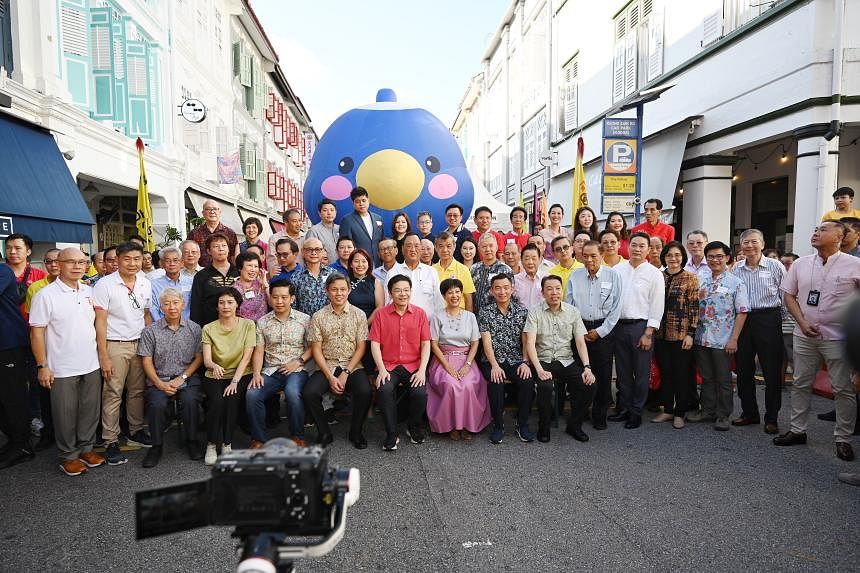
[324,409,339,425]
[608,411,630,422]
[536,429,550,443]
[592,420,607,431]
[818,410,836,422]
[382,434,399,451]
[317,433,334,448]
[0,447,35,470]
[566,427,589,442]
[407,427,426,444]
[836,442,855,461]
[187,441,204,461]
[34,432,55,452]
[624,415,642,429]
[773,431,807,446]
[142,445,162,468]
[350,433,368,450]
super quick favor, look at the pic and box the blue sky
[250,0,510,137]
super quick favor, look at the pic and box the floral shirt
[658,269,700,341]
[477,300,528,365]
[291,265,333,317]
[695,272,749,349]
[233,277,268,321]
[470,260,512,316]
[256,309,310,374]
[306,303,368,369]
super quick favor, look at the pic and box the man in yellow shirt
[432,232,476,311]
[24,249,60,313]
[822,187,860,221]
[547,236,583,298]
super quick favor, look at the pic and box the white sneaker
[204,444,217,465]
[222,444,232,455]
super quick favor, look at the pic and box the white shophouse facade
[453,0,860,255]
[0,0,314,256]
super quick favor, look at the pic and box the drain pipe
[824,0,844,141]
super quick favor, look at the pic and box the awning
[186,190,245,237]
[640,122,689,213]
[0,113,95,242]
[238,207,272,244]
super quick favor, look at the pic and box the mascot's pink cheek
[428,174,458,199]
[321,175,353,201]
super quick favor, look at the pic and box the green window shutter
[239,48,251,87]
[125,40,151,139]
[255,68,266,120]
[253,158,265,201]
[243,141,256,181]
[0,0,15,76]
[249,58,260,117]
[89,7,115,120]
[111,17,127,126]
[147,46,161,145]
[60,0,90,109]
[232,41,241,76]
[238,139,247,178]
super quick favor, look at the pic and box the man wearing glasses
[270,238,303,283]
[92,242,153,465]
[29,248,105,476]
[188,199,239,267]
[267,208,307,274]
[291,238,333,317]
[547,236,583,299]
[148,247,193,322]
[470,233,512,318]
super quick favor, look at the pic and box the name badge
[601,282,612,289]
[716,286,729,294]
[759,271,772,279]
[376,220,383,227]
[244,291,255,299]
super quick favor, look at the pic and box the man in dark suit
[338,187,385,266]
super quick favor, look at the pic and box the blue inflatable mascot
[304,89,474,235]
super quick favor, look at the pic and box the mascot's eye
[425,156,440,173]
[338,157,354,174]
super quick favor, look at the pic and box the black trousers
[0,347,30,449]
[735,308,783,423]
[613,320,652,416]
[146,380,204,447]
[202,375,249,446]
[584,332,615,425]
[303,369,372,439]
[654,339,693,416]
[377,365,428,435]
[479,361,535,430]
[539,360,595,431]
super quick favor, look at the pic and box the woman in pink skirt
[427,278,491,440]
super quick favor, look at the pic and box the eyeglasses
[304,247,324,253]
[58,259,88,266]
[128,292,141,309]
[44,258,60,265]
[276,251,292,258]
[706,254,726,261]
[203,207,219,212]
[553,245,571,252]
[379,246,397,252]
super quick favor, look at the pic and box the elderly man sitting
[137,287,204,467]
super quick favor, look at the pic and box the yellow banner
[135,138,156,251]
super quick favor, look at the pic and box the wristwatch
[181,373,189,380]
[583,364,592,370]
[343,368,351,375]
[36,363,47,369]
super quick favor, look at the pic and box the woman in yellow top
[201,287,256,464]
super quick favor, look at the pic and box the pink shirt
[368,303,431,372]
[514,270,547,309]
[780,251,860,340]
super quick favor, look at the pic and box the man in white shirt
[385,234,443,319]
[179,240,202,278]
[29,248,105,476]
[609,232,665,429]
[92,242,153,466]
[684,230,710,279]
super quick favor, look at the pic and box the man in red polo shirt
[369,274,432,451]
[472,206,506,259]
[630,198,676,244]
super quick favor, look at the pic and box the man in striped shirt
[731,229,786,434]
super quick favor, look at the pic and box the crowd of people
[1,185,859,486]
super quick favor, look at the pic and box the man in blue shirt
[149,247,193,321]
[270,237,304,283]
[0,264,34,470]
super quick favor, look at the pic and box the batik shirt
[695,272,749,349]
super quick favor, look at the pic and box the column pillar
[680,155,736,245]
[793,124,840,256]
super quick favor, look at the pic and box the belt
[106,339,140,343]
[618,318,646,325]
[582,319,605,329]
[747,307,780,314]
[443,350,469,356]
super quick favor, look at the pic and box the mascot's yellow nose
[356,149,425,210]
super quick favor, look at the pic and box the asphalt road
[1,387,858,573]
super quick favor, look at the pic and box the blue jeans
[246,371,308,441]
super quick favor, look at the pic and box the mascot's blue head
[304,89,474,235]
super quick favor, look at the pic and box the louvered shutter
[647,5,664,82]
[89,7,115,119]
[623,31,638,97]
[61,1,90,108]
[701,10,722,47]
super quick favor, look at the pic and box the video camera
[135,439,360,573]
